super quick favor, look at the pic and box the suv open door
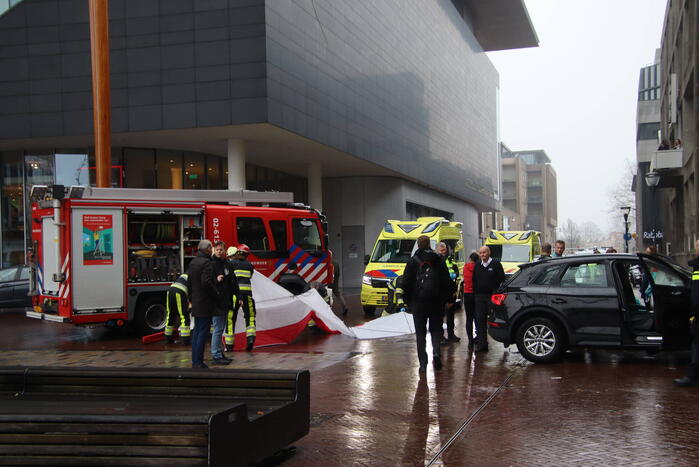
[639,254,692,351]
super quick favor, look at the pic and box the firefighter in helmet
[165,273,191,344]
[227,244,257,351]
[382,274,406,316]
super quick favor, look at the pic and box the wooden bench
[0,367,310,466]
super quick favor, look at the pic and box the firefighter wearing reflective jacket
[165,273,191,344]
[383,275,406,316]
[227,244,257,351]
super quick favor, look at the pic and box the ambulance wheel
[135,295,167,335]
[363,305,376,316]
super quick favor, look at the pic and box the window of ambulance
[489,244,530,263]
[236,217,276,258]
[292,218,323,253]
[371,239,415,263]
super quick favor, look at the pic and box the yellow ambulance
[484,230,541,276]
[361,217,464,314]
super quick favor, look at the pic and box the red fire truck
[27,187,331,334]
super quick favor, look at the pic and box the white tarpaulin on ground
[228,272,414,349]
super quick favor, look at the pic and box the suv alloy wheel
[515,317,564,363]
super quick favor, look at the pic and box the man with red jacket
[462,252,479,350]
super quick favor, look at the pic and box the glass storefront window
[124,148,156,188]
[88,147,124,187]
[184,152,205,189]
[207,156,222,189]
[23,153,54,266]
[55,153,89,187]
[1,151,24,267]
[156,150,183,189]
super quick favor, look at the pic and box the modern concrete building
[655,0,698,265]
[0,0,537,286]
[633,50,664,252]
[500,143,528,231]
[499,146,557,244]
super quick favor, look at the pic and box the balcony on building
[651,148,684,170]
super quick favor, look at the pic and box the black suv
[487,254,692,363]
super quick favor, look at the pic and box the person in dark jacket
[402,235,454,372]
[472,245,505,352]
[210,241,239,365]
[437,242,460,344]
[278,262,311,296]
[539,243,552,260]
[675,239,699,386]
[187,240,218,368]
[229,244,257,351]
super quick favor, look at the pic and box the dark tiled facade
[0,0,500,209]
[0,0,268,137]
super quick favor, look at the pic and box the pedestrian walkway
[0,349,359,371]
[2,307,698,465]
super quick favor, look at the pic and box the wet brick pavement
[2,298,699,466]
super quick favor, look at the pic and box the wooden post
[89,0,112,188]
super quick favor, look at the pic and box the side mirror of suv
[363,254,370,265]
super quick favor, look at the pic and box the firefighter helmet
[226,246,237,257]
[238,244,250,254]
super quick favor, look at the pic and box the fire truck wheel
[135,295,167,335]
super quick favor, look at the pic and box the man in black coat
[472,245,505,352]
[402,235,454,372]
[187,240,218,368]
[675,238,699,387]
[210,241,239,365]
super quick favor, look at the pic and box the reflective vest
[169,273,188,295]
[231,259,254,295]
[386,275,405,313]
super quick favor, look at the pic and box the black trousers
[411,301,444,366]
[463,293,475,343]
[474,294,491,348]
[688,332,699,380]
[443,302,459,338]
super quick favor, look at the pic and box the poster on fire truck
[82,214,114,265]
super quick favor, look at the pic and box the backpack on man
[416,259,439,299]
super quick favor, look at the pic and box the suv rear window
[560,262,608,287]
[531,265,562,286]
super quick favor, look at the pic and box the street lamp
[643,171,661,252]
[621,206,631,253]
[644,171,661,190]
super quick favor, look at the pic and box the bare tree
[579,221,605,247]
[606,158,636,232]
[558,218,582,250]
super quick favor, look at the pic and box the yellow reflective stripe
[176,293,187,328]
[171,282,188,293]
[692,272,699,280]
[239,285,252,291]
[247,296,256,334]
[395,288,404,293]
[235,270,252,277]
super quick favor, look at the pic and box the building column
[308,162,322,211]
[227,139,246,191]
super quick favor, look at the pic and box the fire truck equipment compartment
[0,366,310,466]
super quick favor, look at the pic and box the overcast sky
[487,0,667,233]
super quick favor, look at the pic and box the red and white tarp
[225,272,415,350]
